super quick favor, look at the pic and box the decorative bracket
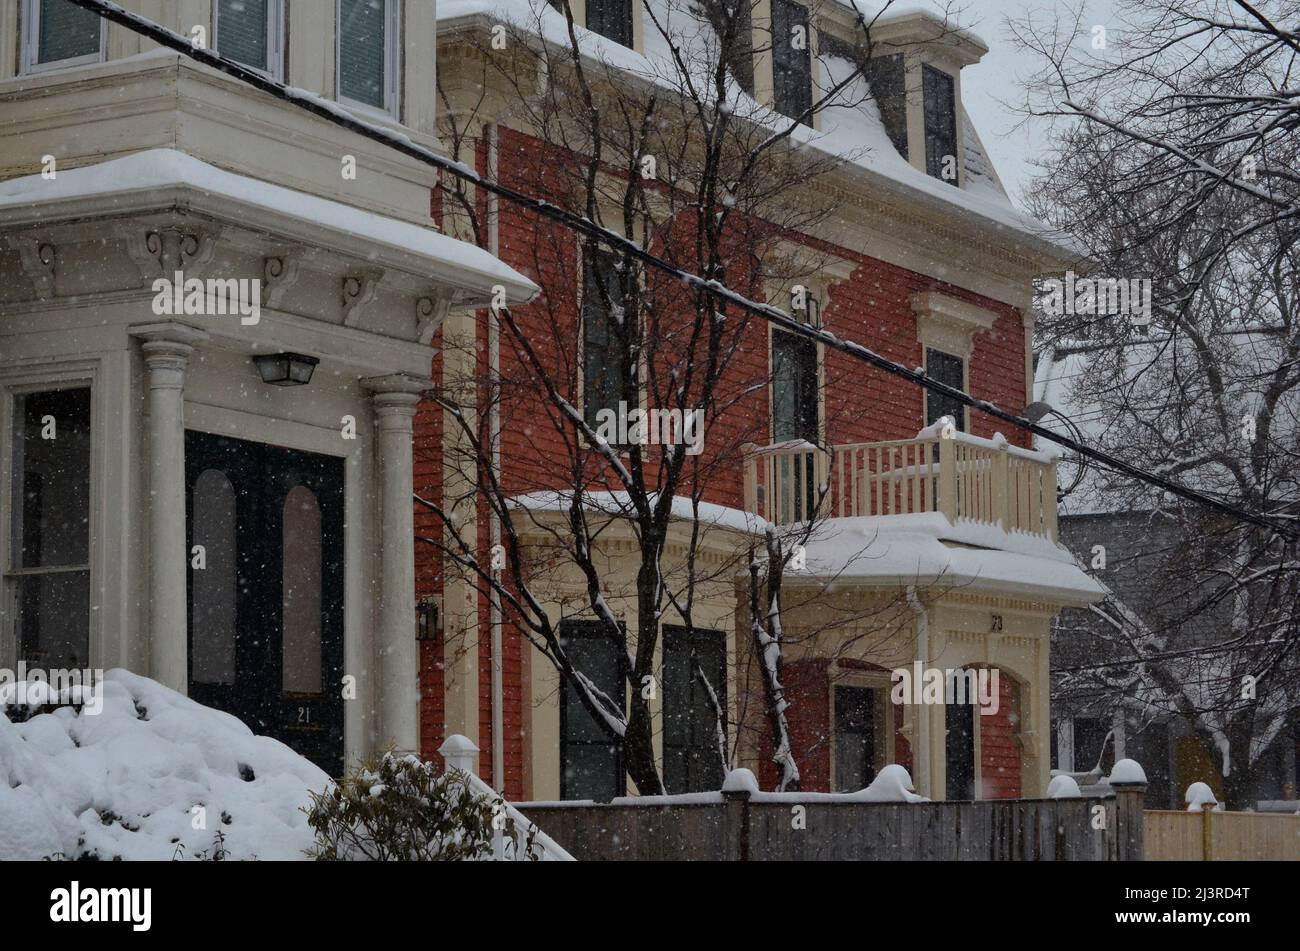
[123,227,218,279]
[10,237,56,298]
[263,251,304,308]
[415,288,460,344]
[341,268,384,327]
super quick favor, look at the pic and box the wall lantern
[253,352,319,387]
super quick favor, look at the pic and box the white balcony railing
[743,427,1059,541]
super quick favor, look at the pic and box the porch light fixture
[253,352,319,387]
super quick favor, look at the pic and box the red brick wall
[756,658,832,792]
[413,124,1032,793]
[979,670,1022,799]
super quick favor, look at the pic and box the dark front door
[185,431,345,776]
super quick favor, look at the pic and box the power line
[67,0,1297,540]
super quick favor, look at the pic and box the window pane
[583,251,628,430]
[772,0,811,122]
[338,0,388,109]
[191,469,237,685]
[772,330,818,443]
[560,622,623,800]
[663,627,726,794]
[925,348,964,431]
[11,388,90,569]
[18,570,89,667]
[833,686,876,791]
[923,64,958,184]
[216,0,270,72]
[945,675,976,799]
[587,0,632,47]
[282,485,323,693]
[38,0,101,64]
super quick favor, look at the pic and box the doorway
[185,431,344,776]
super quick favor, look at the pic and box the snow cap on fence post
[439,734,480,775]
[1107,759,1147,862]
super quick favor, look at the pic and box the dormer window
[867,53,908,156]
[214,0,284,79]
[771,0,812,123]
[587,0,633,48]
[337,0,401,116]
[923,64,958,185]
[20,0,105,74]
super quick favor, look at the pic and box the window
[923,64,958,185]
[945,671,976,799]
[663,626,727,794]
[697,0,753,94]
[560,620,625,801]
[21,0,105,73]
[771,0,811,122]
[924,347,965,432]
[582,250,630,431]
[772,329,818,443]
[190,469,237,685]
[337,0,400,115]
[8,388,91,668]
[1073,716,1112,773]
[586,0,633,48]
[833,685,879,792]
[214,0,283,78]
[868,53,908,156]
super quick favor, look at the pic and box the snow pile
[721,767,760,795]
[1108,758,1148,786]
[1046,775,1082,799]
[1184,782,1222,813]
[859,764,929,802]
[0,669,329,861]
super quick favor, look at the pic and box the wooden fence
[520,784,1146,861]
[1145,806,1300,861]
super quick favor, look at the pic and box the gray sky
[935,0,1121,205]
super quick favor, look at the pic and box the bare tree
[1016,0,1300,804]
[420,0,920,794]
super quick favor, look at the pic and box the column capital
[129,320,211,349]
[361,372,432,398]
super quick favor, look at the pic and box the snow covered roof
[509,489,771,535]
[0,148,539,303]
[436,1,1078,265]
[795,512,1107,605]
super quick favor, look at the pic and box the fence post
[994,443,1011,530]
[722,787,752,861]
[937,436,956,521]
[439,733,480,775]
[1201,802,1215,861]
[1110,779,1148,861]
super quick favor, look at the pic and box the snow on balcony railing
[742,420,1059,540]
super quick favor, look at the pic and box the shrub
[305,751,521,861]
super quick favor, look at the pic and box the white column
[130,322,208,693]
[362,373,429,753]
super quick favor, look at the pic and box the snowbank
[0,670,329,861]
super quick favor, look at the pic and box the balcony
[742,426,1059,542]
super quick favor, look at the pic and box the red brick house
[417,0,1103,801]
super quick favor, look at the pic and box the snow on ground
[0,669,328,861]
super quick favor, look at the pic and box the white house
[0,0,536,773]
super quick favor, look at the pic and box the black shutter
[663,627,727,793]
[583,250,629,430]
